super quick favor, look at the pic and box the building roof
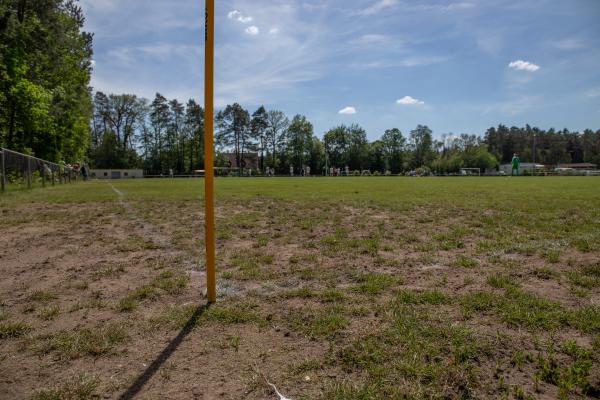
[557,163,597,168]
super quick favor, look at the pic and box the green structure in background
[511,153,521,176]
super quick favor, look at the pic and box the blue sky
[81,0,600,140]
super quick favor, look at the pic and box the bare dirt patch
[1,181,599,399]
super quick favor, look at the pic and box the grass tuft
[28,291,58,303]
[396,289,448,305]
[32,373,98,400]
[354,272,400,295]
[0,321,31,339]
[36,323,128,359]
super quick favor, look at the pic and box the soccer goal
[460,168,481,176]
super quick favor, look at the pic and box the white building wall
[90,169,144,179]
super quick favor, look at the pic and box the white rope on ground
[267,382,292,400]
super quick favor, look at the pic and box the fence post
[1,150,5,193]
[27,157,31,189]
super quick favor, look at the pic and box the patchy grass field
[1,177,599,399]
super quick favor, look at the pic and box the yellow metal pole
[204,0,216,303]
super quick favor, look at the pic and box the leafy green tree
[347,124,369,171]
[308,136,325,175]
[168,99,185,172]
[410,125,435,168]
[0,0,93,161]
[265,110,289,172]
[324,125,350,168]
[433,134,497,173]
[381,128,406,173]
[323,124,369,171]
[89,131,139,169]
[251,106,268,173]
[368,140,386,173]
[286,115,313,172]
[582,129,600,166]
[150,93,170,173]
[215,103,251,174]
[184,99,204,171]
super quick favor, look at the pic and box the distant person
[58,160,66,183]
[511,153,521,176]
[81,165,88,181]
[290,166,294,176]
[169,168,174,178]
[306,166,310,176]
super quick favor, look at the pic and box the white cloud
[587,88,600,98]
[80,0,119,13]
[508,60,540,72]
[397,96,424,106]
[499,96,540,116]
[357,0,398,16]
[351,34,393,46]
[82,0,336,107]
[338,106,357,115]
[269,28,279,35]
[352,56,447,69]
[553,38,585,51]
[364,1,475,14]
[301,2,328,12]
[214,1,333,106]
[245,26,260,35]
[440,2,476,12]
[228,10,253,23]
[476,31,504,56]
[399,56,447,67]
[227,10,240,19]
[81,0,202,38]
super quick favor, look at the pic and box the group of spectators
[288,166,312,176]
[56,161,89,181]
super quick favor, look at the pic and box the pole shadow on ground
[119,303,211,400]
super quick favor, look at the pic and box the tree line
[88,94,600,175]
[1,2,598,172]
[0,0,93,161]
[485,125,600,166]
[90,92,205,174]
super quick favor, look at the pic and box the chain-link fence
[0,148,79,193]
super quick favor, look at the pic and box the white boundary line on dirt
[107,182,171,250]
[109,182,125,200]
[106,182,207,291]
